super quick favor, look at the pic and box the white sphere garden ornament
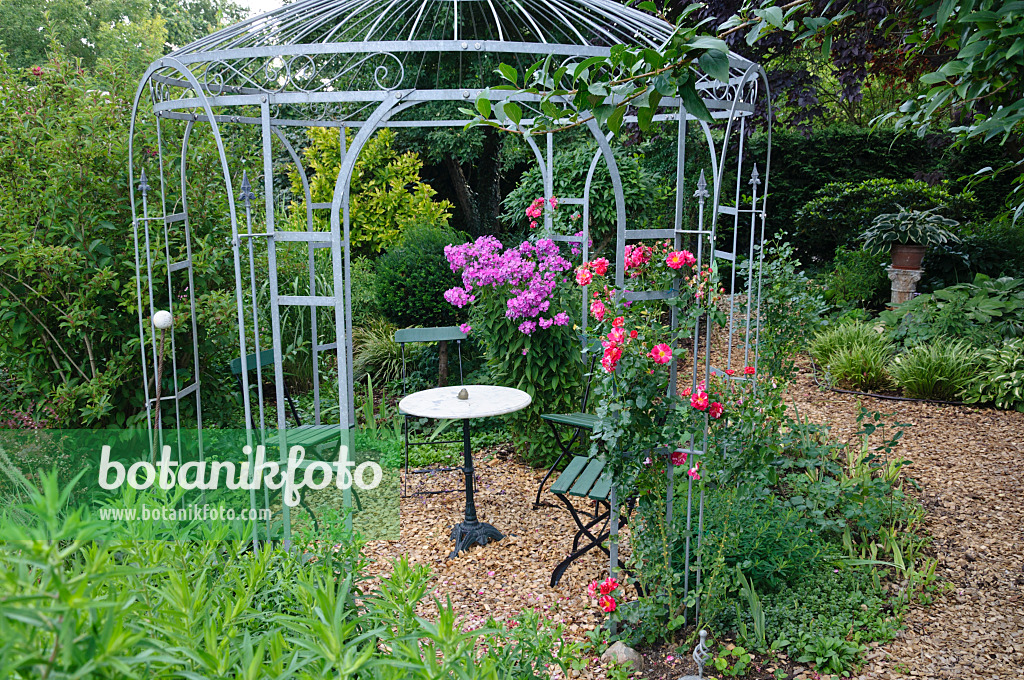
[152,310,173,330]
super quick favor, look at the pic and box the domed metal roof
[154,0,755,99]
[172,0,679,56]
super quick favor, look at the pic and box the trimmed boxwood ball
[375,223,467,328]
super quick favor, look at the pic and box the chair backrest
[394,326,467,395]
[229,348,277,375]
[394,326,467,344]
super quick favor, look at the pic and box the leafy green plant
[889,338,980,399]
[0,473,582,679]
[827,342,894,391]
[794,634,864,677]
[860,205,960,255]
[375,223,466,328]
[821,247,889,310]
[352,317,407,386]
[963,338,1024,411]
[713,644,752,677]
[810,322,885,367]
[881,274,1024,349]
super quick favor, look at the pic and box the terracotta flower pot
[890,243,927,270]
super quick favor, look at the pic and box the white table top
[398,385,532,420]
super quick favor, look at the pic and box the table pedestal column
[449,418,503,558]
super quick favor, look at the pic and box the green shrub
[794,178,976,261]
[375,224,466,328]
[350,257,382,326]
[810,322,885,367]
[821,247,890,310]
[745,127,1015,247]
[503,140,664,247]
[747,239,827,382]
[925,216,1024,288]
[889,339,980,400]
[700,490,823,594]
[828,342,894,391]
[963,339,1024,411]
[0,54,245,427]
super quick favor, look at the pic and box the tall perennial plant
[443,205,582,465]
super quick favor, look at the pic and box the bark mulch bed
[786,362,1024,680]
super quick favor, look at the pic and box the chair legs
[549,493,638,589]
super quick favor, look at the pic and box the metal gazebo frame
[129,0,771,598]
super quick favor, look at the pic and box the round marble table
[399,385,531,558]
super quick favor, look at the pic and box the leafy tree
[0,53,245,426]
[287,127,453,257]
[0,0,246,69]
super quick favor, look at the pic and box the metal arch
[129,58,244,432]
[271,128,326,425]
[327,95,421,431]
[128,58,258,548]
[177,120,204,439]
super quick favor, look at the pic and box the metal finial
[137,169,149,195]
[749,164,761,187]
[457,388,469,400]
[694,630,711,678]
[694,170,709,203]
[681,630,712,680]
[239,171,256,204]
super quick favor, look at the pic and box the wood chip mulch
[786,361,1024,680]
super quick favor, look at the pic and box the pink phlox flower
[459,323,472,334]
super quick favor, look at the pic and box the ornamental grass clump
[889,338,980,400]
[828,342,894,391]
[810,322,884,366]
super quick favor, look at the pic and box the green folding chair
[534,335,603,509]
[395,326,467,497]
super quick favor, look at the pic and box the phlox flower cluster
[444,236,571,336]
[587,577,620,613]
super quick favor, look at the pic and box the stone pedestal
[887,267,923,305]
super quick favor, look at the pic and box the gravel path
[787,366,1024,679]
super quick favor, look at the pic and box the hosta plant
[860,206,960,256]
[963,339,1024,412]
